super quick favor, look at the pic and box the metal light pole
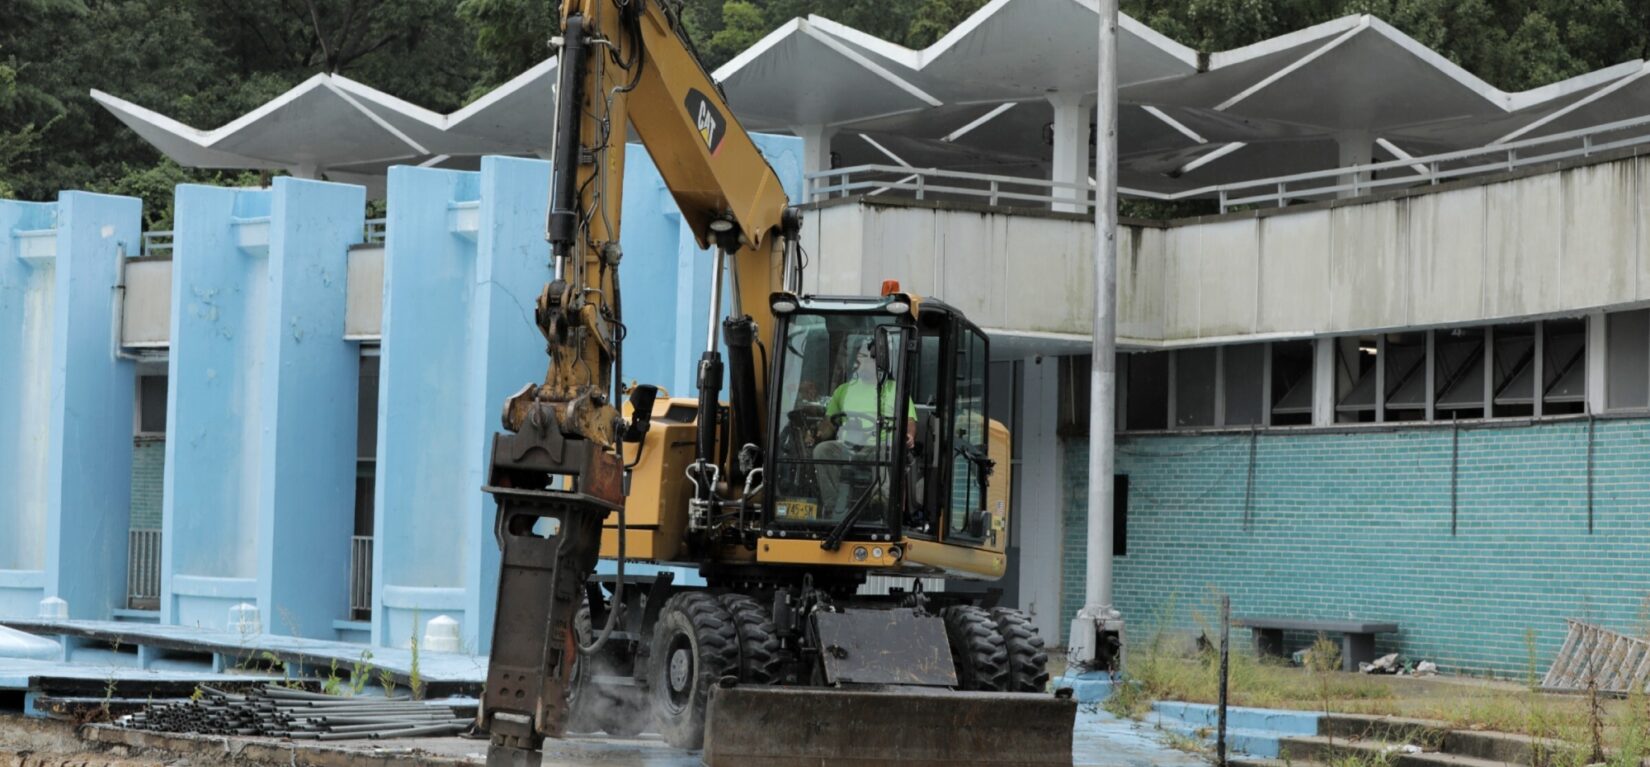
[1068,0,1124,672]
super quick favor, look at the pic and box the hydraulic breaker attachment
[703,685,1078,767]
[479,409,624,767]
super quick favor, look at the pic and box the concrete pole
[793,124,839,201]
[1048,93,1092,214]
[1069,0,1123,670]
[1335,130,1372,198]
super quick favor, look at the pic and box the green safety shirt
[825,378,916,447]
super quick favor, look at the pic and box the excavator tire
[941,604,1010,692]
[567,602,647,737]
[715,593,787,685]
[990,606,1051,693]
[649,592,739,749]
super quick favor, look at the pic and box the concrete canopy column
[792,124,838,200]
[1048,93,1093,214]
[45,192,143,620]
[256,177,365,638]
[1336,130,1373,198]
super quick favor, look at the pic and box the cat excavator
[475,1,1076,764]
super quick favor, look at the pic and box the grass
[1101,596,1638,746]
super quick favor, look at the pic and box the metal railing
[807,113,1650,213]
[141,231,173,258]
[809,164,1097,210]
[349,535,373,620]
[127,528,162,610]
[140,218,388,258]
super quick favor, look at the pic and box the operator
[813,340,916,513]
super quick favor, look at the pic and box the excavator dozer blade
[703,685,1077,767]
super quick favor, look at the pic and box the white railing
[349,535,373,619]
[141,231,173,258]
[808,113,1650,213]
[141,219,388,258]
[809,164,1097,210]
[127,528,162,609]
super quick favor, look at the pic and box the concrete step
[1319,713,1451,747]
[1156,721,1293,758]
[1150,701,1321,736]
[1280,734,1532,767]
[1442,728,1576,765]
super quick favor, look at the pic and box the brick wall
[1062,418,1650,676]
[130,436,165,530]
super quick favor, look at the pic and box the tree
[457,0,558,97]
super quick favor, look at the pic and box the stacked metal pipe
[118,685,471,740]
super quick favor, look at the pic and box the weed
[409,633,425,701]
[378,666,399,697]
[1307,633,1341,745]
[322,658,342,696]
[350,650,374,696]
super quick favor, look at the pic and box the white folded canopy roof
[95,0,1650,197]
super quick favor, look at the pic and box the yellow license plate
[775,500,819,520]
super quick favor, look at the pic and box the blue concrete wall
[164,186,271,628]
[623,134,804,395]
[255,177,365,638]
[1063,418,1650,676]
[0,200,57,617]
[374,161,517,652]
[45,192,142,620]
[0,194,141,620]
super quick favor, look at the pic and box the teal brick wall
[1062,418,1650,677]
[130,437,165,530]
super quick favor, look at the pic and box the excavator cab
[766,293,996,549]
[767,299,915,539]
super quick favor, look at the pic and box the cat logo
[684,89,726,155]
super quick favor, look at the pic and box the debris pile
[1356,653,1437,676]
[119,685,470,741]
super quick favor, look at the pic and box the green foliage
[350,650,375,696]
[9,0,1650,214]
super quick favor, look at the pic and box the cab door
[941,320,994,547]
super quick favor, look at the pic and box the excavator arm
[479,2,799,765]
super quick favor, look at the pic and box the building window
[1381,333,1428,422]
[1173,348,1217,427]
[1434,327,1486,420]
[1542,319,1587,415]
[1607,309,1649,411]
[1490,323,1537,417]
[1269,341,1313,426]
[1335,335,1379,422]
[1222,344,1265,426]
[136,374,167,436]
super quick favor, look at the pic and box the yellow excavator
[476,1,1075,764]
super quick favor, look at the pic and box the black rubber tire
[648,592,739,749]
[989,606,1051,693]
[940,605,1010,692]
[565,603,601,735]
[716,593,787,685]
[566,602,648,737]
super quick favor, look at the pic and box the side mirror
[871,326,893,378]
[623,384,660,442]
[967,509,993,538]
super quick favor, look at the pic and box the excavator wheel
[716,593,788,685]
[567,602,648,737]
[990,606,1051,693]
[940,604,1010,692]
[649,592,739,749]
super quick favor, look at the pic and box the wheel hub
[669,646,692,692]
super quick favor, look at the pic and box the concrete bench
[1234,617,1399,672]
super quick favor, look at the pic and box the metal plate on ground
[814,609,956,686]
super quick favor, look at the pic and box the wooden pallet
[1541,618,1650,694]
